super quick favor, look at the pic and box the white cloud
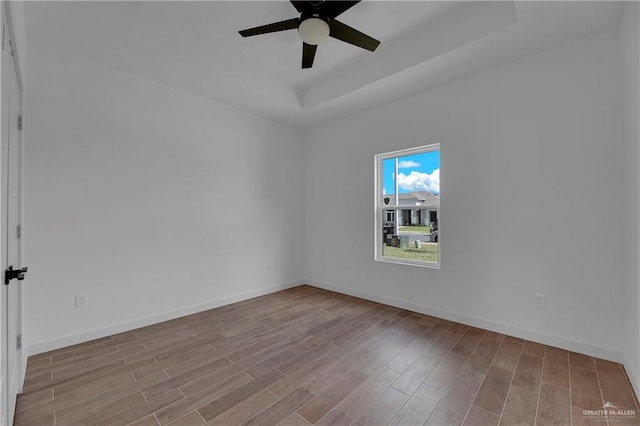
[398,160,420,169]
[398,169,439,194]
[382,188,387,195]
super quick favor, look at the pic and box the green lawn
[383,242,438,263]
[398,226,431,233]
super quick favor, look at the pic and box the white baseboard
[304,279,626,364]
[623,352,640,402]
[27,280,304,356]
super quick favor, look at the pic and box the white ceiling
[24,1,623,129]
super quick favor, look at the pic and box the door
[429,210,438,228]
[1,9,23,425]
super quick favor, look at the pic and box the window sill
[375,256,440,269]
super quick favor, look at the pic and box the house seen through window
[375,144,440,267]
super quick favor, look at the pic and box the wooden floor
[15,285,639,426]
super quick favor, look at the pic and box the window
[386,211,395,222]
[375,144,440,268]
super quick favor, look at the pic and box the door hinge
[17,115,22,131]
[17,225,21,240]
[17,334,21,350]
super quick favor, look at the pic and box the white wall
[621,2,640,394]
[304,29,626,361]
[24,44,304,353]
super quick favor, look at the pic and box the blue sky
[383,150,440,195]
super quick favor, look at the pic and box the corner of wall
[27,280,305,356]
[621,0,640,398]
[303,280,626,364]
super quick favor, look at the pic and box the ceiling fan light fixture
[238,1,380,69]
[298,17,330,45]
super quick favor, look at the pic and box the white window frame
[374,143,441,269]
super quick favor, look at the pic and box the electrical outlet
[536,293,546,309]
[75,294,88,308]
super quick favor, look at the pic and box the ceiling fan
[239,1,380,69]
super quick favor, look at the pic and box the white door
[1,9,23,425]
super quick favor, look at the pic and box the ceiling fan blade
[239,18,299,37]
[329,19,380,51]
[302,43,317,69]
[320,1,360,19]
[290,1,314,14]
